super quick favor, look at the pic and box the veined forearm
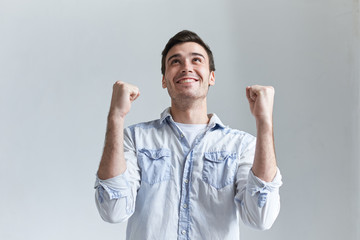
[251,120,277,182]
[97,114,127,180]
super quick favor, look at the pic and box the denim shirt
[95,108,282,240]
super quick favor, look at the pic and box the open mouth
[176,78,199,84]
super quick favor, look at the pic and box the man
[95,30,282,240]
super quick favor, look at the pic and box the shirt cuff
[247,168,283,207]
[94,171,131,201]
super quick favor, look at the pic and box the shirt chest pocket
[138,148,172,185]
[202,151,238,190]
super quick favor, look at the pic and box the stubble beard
[167,82,209,110]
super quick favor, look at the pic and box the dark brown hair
[161,30,215,75]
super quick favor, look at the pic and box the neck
[170,99,209,124]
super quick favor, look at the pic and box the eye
[171,59,180,65]
[193,57,202,63]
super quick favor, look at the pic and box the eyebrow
[167,52,206,63]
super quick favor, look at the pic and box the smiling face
[162,42,215,103]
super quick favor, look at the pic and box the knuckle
[264,86,274,93]
[114,80,124,88]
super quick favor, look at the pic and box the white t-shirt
[175,122,208,147]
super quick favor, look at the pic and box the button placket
[178,151,193,239]
[177,126,211,239]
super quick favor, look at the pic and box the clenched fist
[246,85,275,124]
[109,81,140,118]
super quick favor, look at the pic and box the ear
[209,71,215,86]
[162,75,167,89]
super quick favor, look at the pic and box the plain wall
[0,0,359,239]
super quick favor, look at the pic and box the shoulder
[127,118,163,131]
[124,118,169,139]
[216,125,255,140]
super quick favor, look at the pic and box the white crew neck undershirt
[175,122,208,146]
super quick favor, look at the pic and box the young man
[95,30,282,240]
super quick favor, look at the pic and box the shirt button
[181,230,186,235]
[184,179,189,183]
[183,204,187,208]
[180,134,184,138]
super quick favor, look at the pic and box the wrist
[108,110,126,122]
[256,118,273,131]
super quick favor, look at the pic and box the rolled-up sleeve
[94,127,140,223]
[235,134,283,230]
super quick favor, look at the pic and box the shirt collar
[159,107,226,130]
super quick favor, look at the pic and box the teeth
[179,79,195,83]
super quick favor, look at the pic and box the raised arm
[234,85,280,230]
[246,85,277,182]
[97,81,140,180]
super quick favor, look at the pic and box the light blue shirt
[95,108,282,240]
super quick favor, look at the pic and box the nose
[181,59,193,73]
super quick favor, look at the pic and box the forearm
[252,120,277,182]
[97,112,127,180]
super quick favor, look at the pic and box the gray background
[1,0,359,239]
